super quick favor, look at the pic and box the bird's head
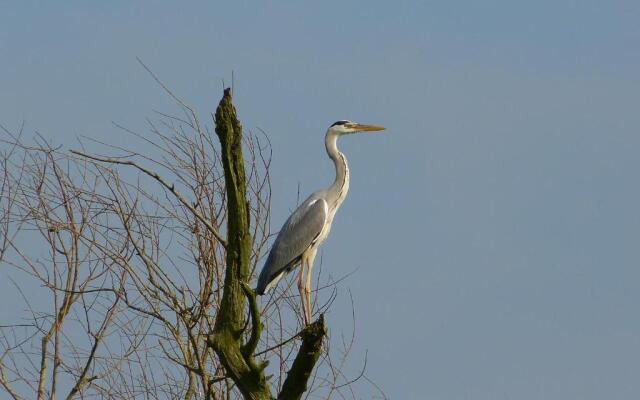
[328,120,386,135]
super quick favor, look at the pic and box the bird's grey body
[256,120,385,324]
[256,195,328,294]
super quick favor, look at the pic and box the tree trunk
[210,88,272,400]
[210,88,327,400]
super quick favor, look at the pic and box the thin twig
[69,150,226,247]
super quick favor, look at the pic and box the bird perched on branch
[256,120,386,325]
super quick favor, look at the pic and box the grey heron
[256,120,386,325]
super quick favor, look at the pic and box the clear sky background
[2,1,640,399]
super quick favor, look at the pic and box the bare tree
[0,81,383,399]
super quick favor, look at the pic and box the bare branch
[69,149,227,247]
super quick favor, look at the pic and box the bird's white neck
[325,131,350,210]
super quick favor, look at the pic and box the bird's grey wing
[256,198,327,294]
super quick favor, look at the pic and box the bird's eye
[331,120,350,127]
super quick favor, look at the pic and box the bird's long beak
[353,123,386,132]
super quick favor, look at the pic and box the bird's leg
[298,258,309,325]
[305,260,314,325]
[304,249,318,325]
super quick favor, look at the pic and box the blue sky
[2,1,640,398]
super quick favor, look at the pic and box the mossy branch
[241,283,262,358]
[278,315,327,400]
[210,88,272,400]
[210,88,327,399]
